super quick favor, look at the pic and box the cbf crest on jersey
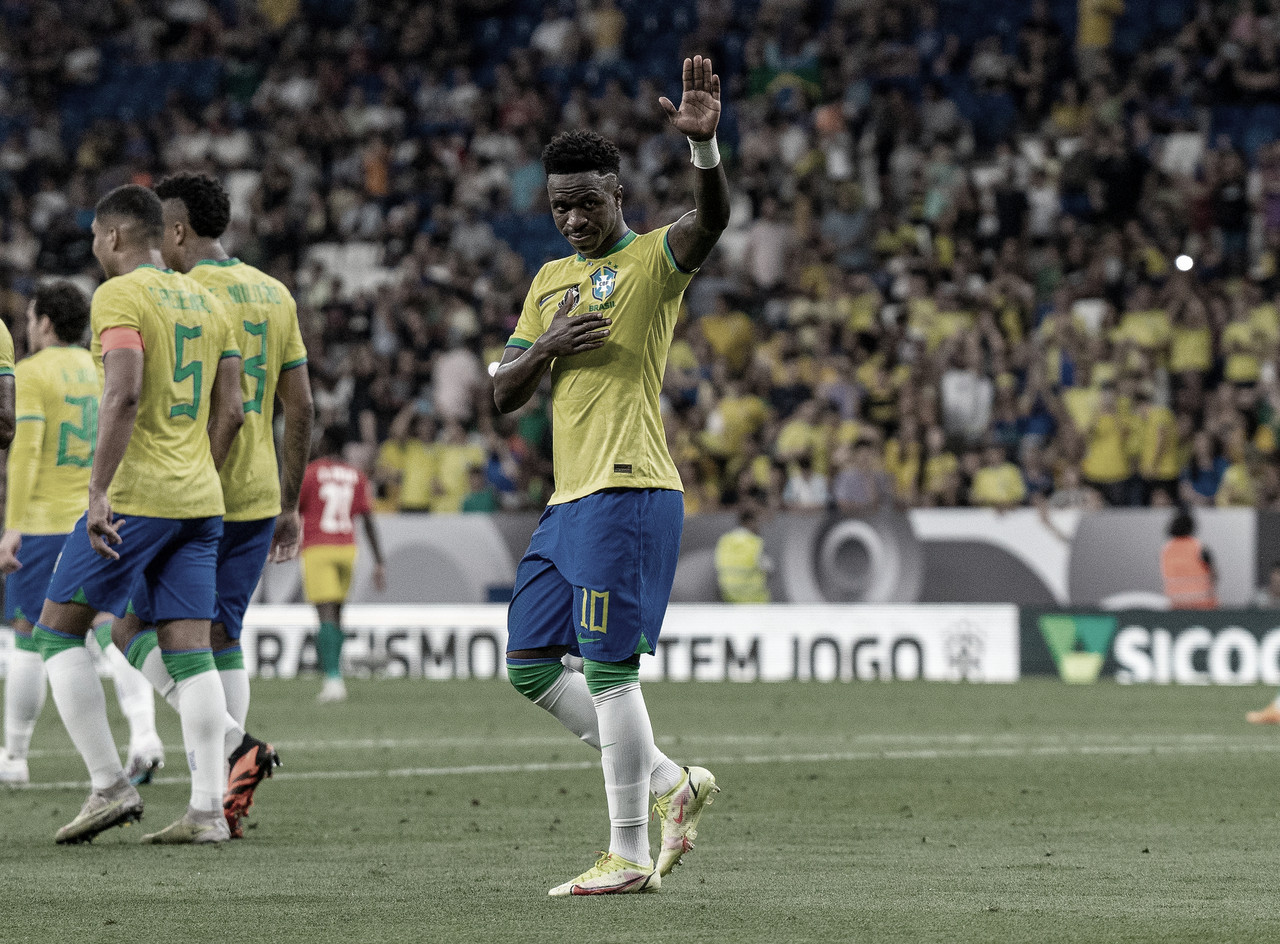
[591,265,617,301]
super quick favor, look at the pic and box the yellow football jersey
[6,346,100,534]
[186,258,307,521]
[509,227,693,504]
[89,264,238,519]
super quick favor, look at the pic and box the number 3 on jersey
[170,323,203,420]
[242,319,267,414]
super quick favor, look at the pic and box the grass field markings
[18,735,1280,793]
[22,730,1255,759]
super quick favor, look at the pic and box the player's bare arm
[0,409,39,575]
[207,353,245,471]
[270,362,314,562]
[0,373,14,451]
[660,55,731,272]
[0,372,13,570]
[89,348,144,559]
[361,510,387,592]
[493,287,610,413]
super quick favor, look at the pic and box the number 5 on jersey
[170,323,203,419]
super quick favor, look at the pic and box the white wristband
[689,135,720,169]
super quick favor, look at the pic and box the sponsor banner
[252,508,1260,607]
[226,603,1020,683]
[1022,608,1280,685]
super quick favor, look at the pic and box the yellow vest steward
[715,528,770,603]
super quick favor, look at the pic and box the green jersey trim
[16,414,43,422]
[194,258,240,268]
[281,356,309,371]
[0,367,13,376]
[505,337,534,350]
[135,263,175,273]
[220,350,241,360]
[575,229,636,262]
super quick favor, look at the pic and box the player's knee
[582,657,640,695]
[210,621,234,652]
[111,613,143,652]
[507,658,565,701]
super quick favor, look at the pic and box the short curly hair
[155,172,231,239]
[95,185,163,242]
[33,280,90,344]
[542,130,621,177]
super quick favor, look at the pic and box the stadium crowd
[3,0,1280,513]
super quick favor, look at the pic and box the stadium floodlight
[1175,255,1194,272]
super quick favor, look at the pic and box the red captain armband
[101,327,145,353]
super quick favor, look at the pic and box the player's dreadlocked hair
[542,130,621,177]
[95,184,164,243]
[155,172,231,239]
[33,280,90,345]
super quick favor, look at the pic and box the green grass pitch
[5,677,1280,943]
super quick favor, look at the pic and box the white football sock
[140,647,245,761]
[4,647,46,759]
[139,646,179,710]
[44,647,123,790]
[100,642,158,753]
[533,666,601,750]
[173,670,227,813]
[650,755,684,797]
[592,682,656,866]
[535,665,682,796]
[219,667,250,728]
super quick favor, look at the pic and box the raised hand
[539,287,611,357]
[659,55,721,141]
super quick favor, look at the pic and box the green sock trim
[583,658,640,695]
[124,630,159,672]
[214,647,245,671]
[506,660,565,700]
[13,629,38,653]
[93,622,113,652]
[317,621,343,679]
[161,648,216,683]
[33,624,85,660]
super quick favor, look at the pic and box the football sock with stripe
[35,624,122,790]
[214,647,250,727]
[586,664,654,867]
[317,621,343,679]
[3,641,46,760]
[129,632,248,761]
[93,624,158,755]
[163,649,226,813]
[510,657,680,791]
[509,658,603,750]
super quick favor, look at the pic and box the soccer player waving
[494,56,730,896]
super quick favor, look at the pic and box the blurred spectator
[715,503,772,603]
[1,0,1280,517]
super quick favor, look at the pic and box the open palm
[659,55,721,141]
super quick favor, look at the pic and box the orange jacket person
[1160,510,1218,609]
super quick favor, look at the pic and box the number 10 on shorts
[579,588,609,634]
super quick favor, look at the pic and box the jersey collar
[136,263,175,273]
[194,257,240,268]
[576,229,635,263]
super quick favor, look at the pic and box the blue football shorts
[47,513,222,622]
[5,533,68,625]
[506,488,684,662]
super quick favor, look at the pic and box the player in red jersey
[297,427,385,702]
